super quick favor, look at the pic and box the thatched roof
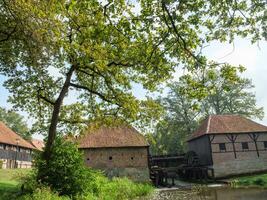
[78,125,149,148]
[0,121,35,149]
[188,115,267,141]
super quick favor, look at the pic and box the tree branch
[161,1,203,64]
[69,82,114,104]
[39,95,55,105]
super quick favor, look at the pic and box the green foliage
[0,182,19,200]
[0,169,31,200]
[0,0,265,141]
[18,175,153,200]
[0,160,2,169]
[0,107,31,140]
[0,168,153,200]
[151,64,264,154]
[234,173,267,188]
[19,187,70,200]
[81,173,153,200]
[179,65,264,119]
[34,137,93,196]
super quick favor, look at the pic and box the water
[142,187,267,200]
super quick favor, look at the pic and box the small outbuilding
[78,125,150,182]
[188,115,267,178]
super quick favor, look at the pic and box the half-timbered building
[188,115,267,178]
[0,121,35,168]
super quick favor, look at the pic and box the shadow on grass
[0,182,20,200]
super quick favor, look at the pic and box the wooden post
[248,133,259,157]
[226,134,238,158]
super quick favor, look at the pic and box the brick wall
[81,147,148,169]
[211,133,267,177]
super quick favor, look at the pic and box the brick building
[0,121,35,168]
[78,125,150,181]
[188,115,267,178]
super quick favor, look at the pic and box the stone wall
[211,133,267,177]
[103,167,150,182]
[82,147,148,169]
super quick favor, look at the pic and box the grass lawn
[0,169,31,200]
[232,173,267,188]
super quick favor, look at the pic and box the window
[109,156,113,160]
[219,143,226,151]
[131,157,134,160]
[264,141,267,149]
[242,142,249,151]
[87,158,90,161]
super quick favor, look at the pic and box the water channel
[141,187,267,200]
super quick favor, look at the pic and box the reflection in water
[143,188,267,200]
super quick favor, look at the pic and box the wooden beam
[226,134,237,159]
[248,133,260,157]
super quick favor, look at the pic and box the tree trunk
[43,65,76,161]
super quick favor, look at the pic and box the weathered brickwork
[211,133,267,177]
[82,147,148,169]
[81,147,149,181]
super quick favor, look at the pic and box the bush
[18,136,154,199]
[34,137,93,197]
[20,170,153,200]
[91,176,153,200]
[19,187,70,200]
[75,172,153,200]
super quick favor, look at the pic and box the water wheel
[184,151,199,167]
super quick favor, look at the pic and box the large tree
[0,0,266,161]
[151,65,264,154]
[0,107,31,140]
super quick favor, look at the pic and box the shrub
[34,137,93,197]
[19,187,70,200]
[75,172,153,200]
[18,136,154,199]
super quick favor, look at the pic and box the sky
[0,37,267,139]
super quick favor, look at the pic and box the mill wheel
[184,151,199,167]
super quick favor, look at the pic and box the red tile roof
[30,139,45,151]
[0,121,35,149]
[78,125,149,148]
[188,115,267,141]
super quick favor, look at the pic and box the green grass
[0,169,31,200]
[231,173,267,188]
[0,168,153,200]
